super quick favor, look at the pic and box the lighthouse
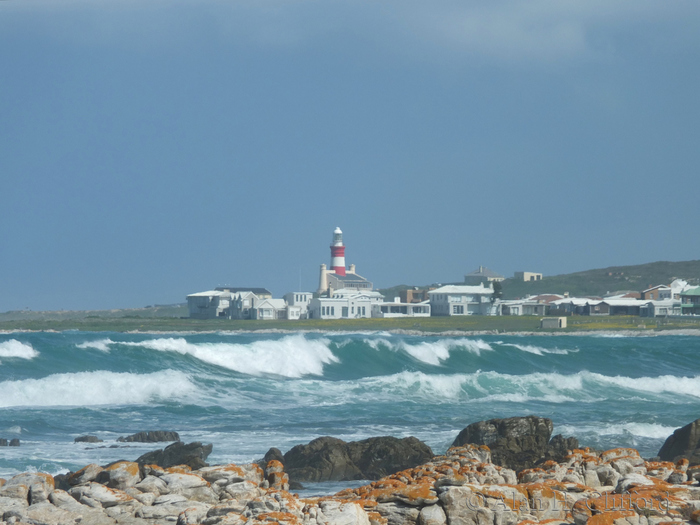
[330,227,346,276]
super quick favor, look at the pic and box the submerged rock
[136,441,213,470]
[117,430,180,443]
[75,435,104,443]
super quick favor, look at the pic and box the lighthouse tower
[330,227,346,276]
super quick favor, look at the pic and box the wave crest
[0,370,196,408]
[0,340,39,362]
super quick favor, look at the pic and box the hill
[501,260,700,299]
[378,260,700,301]
[0,303,188,322]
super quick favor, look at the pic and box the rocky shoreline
[1,417,700,525]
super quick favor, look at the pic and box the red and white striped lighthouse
[330,227,346,276]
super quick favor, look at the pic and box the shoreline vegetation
[2,314,700,334]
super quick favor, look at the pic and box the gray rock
[658,418,700,464]
[136,441,213,470]
[284,436,362,482]
[9,438,19,446]
[76,435,104,443]
[451,416,577,472]
[118,430,180,443]
[283,435,433,483]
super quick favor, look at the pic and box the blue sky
[1,0,699,311]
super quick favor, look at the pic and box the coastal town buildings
[186,228,699,322]
[464,266,504,285]
[428,284,497,316]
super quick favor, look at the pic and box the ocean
[1,330,698,489]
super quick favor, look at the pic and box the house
[187,290,233,319]
[541,317,567,329]
[514,272,543,282]
[230,291,265,320]
[251,298,288,320]
[464,266,504,285]
[640,300,682,317]
[372,299,431,318]
[500,299,548,316]
[680,286,700,316]
[399,288,433,303]
[216,287,272,299]
[429,284,497,316]
[283,292,314,319]
[308,289,384,320]
[641,285,672,301]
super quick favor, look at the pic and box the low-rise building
[514,271,542,282]
[308,289,384,320]
[681,286,700,316]
[187,290,233,319]
[283,292,314,319]
[641,285,672,301]
[372,299,431,318]
[464,266,504,285]
[429,284,497,316]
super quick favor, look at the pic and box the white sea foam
[0,370,196,408]
[0,340,39,362]
[76,339,114,352]
[124,334,338,377]
[364,338,493,365]
[558,422,677,440]
[588,373,700,399]
[500,343,576,355]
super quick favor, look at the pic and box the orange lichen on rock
[366,510,388,525]
[164,465,192,474]
[255,511,302,524]
[587,509,637,525]
[105,461,140,477]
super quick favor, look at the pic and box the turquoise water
[0,331,699,479]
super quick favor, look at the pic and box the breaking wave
[0,340,39,362]
[0,370,196,408]
[365,338,493,365]
[122,334,338,377]
[498,343,577,355]
[76,338,114,352]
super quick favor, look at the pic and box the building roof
[429,284,493,295]
[465,266,504,279]
[642,285,671,293]
[332,273,370,282]
[216,287,272,295]
[187,290,230,298]
[681,286,700,296]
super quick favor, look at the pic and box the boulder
[282,435,433,483]
[75,435,104,443]
[117,430,180,443]
[136,441,212,470]
[658,417,700,464]
[9,438,19,446]
[347,436,434,480]
[451,416,577,472]
[284,436,361,482]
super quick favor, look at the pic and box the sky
[1,0,699,311]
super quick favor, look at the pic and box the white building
[283,292,314,319]
[251,298,288,320]
[429,284,497,316]
[372,299,431,318]
[309,289,384,320]
[187,290,233,319]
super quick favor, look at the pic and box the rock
[451,416,577,472]
[99,461,141,490]
[67,463,104,486]
[75,435,104,443]
[347,437,434,480]
[9,438,19,446]
[136,440,213,469]
[262,446,285,465]
[658,417,700,464]
[0,439,7,446]
[283,435,433,483]
[284,436,362,482]
[118,430,181,443]
[68,481,136,508]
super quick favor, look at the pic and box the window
[453,305,464,314]
[331,307,335,315]
[342,307,348,317]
